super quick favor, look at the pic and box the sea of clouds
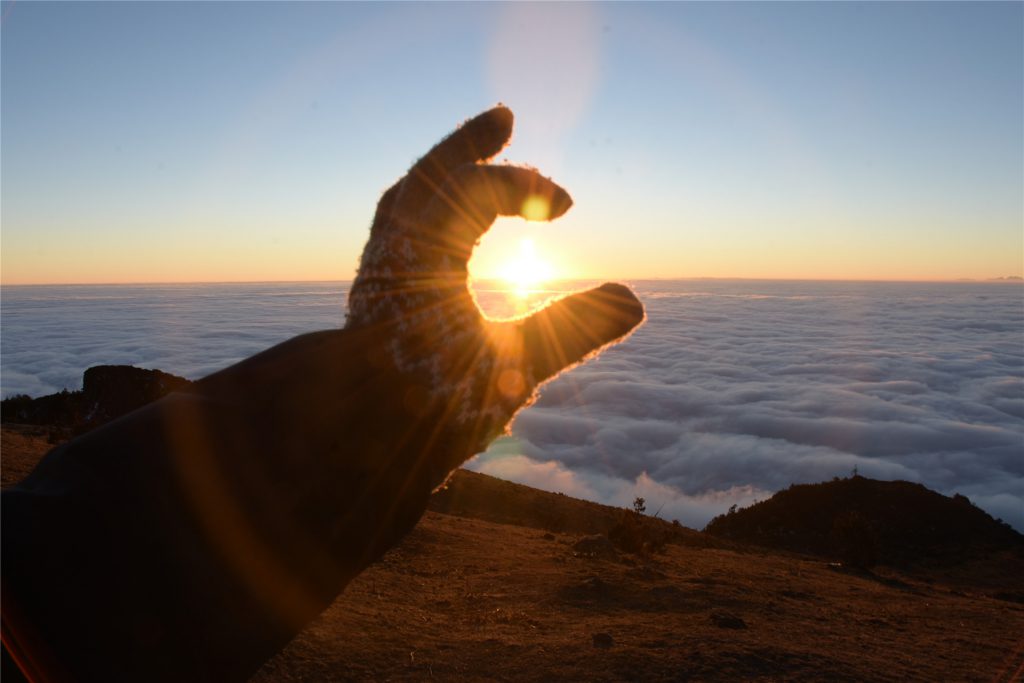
[3,280,1022,531]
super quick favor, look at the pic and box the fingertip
[488,105,514,138]
[549,185,573,219]
[594,282,645,327]
[519,283,644,384]
[517,173,571,222]
[462,106,514,159]
[596,281,639,303]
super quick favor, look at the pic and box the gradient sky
[2,1,1022,284]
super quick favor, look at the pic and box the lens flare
[521,195,551,222]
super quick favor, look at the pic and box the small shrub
[632,496,646,515]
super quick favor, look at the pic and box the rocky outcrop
[1,365,193,433]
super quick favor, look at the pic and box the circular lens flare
[521,195,551,222]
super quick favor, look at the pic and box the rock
[82,365,193,425]
[592,633,614,649]
[710,612,747,629]
[572,534,619,561]
[1,365,193,433]
[542,532,555,541]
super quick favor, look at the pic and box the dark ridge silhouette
[705,475,1024,568]
[431,468,714,550]
[1,365,193,434]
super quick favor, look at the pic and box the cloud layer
[1,283,349,397]
[3,280,1022,531]
[469,280,1024,531]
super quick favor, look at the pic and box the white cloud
[1,283,348,394]
[3,280,1023,532]
[468,448,773,529]
[474,280,1024,532]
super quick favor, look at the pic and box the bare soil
[4,426,1023,682]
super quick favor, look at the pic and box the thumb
[519,283,644,385]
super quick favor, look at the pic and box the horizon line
[2,275,1022,287]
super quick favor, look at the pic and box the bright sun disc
[502,238,554,296]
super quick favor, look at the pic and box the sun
[501,238,554,297]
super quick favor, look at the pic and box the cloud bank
[3,279,1022,531]
[468,280,1024,531]
[1,283,348,397]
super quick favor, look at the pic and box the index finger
[393,106,515,219]
[421,165,573,262]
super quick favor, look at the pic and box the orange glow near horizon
[2,215,1021,286]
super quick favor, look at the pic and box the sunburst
[501,238,554,298]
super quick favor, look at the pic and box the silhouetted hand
[347,105,644,479]
[1,107,644,683]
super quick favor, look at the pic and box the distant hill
[705,475,1024,568]
[431,468,713,550]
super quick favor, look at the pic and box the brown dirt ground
[4,425,1023,682]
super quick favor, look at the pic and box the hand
[346,105,645,483]
[0,107,644,683]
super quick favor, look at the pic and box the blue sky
[3,1,1022,283]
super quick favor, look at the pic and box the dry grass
[251,511,1024,682]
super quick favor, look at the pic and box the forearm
[2,394,363,683]
[1,326,451,682]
